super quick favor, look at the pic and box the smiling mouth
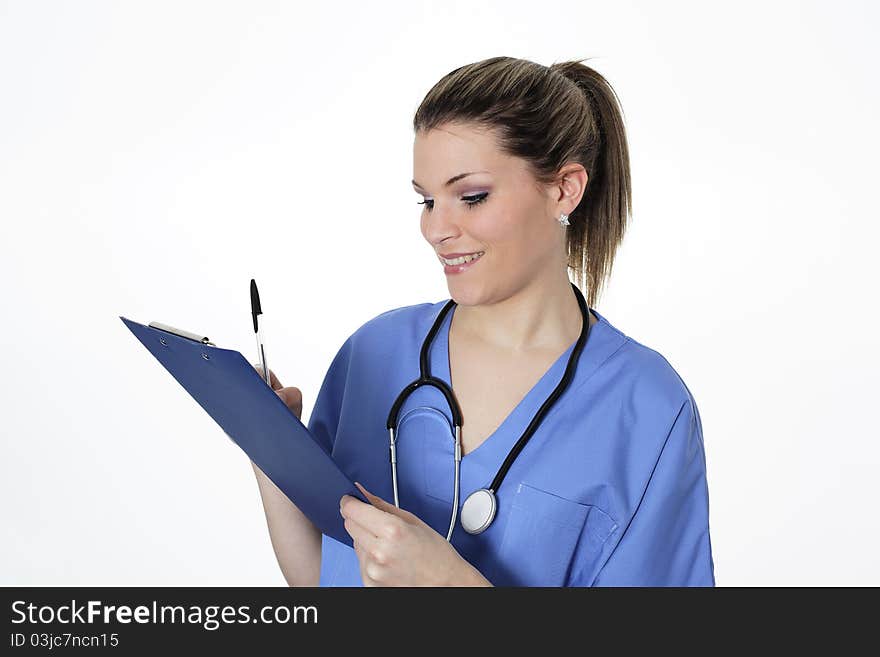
[438,252,485,266]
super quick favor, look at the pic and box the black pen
[250,279,270,386]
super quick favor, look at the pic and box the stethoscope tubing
[386,282,592,540]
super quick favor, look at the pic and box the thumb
[354,482,421,525]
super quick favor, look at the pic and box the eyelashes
[417,192,489,212]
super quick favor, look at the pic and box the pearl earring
[558,212,570,226]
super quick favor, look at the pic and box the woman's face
[413,123,566,306]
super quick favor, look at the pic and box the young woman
[253,56,715,587]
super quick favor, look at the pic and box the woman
[252,56,715,587]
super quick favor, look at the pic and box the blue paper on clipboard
[120,315,364,547]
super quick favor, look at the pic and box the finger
[355,482,422,525]
[341,494,401,537]
[353,542,379,587]
[342,513,380,555]
[277,386,302,408]
[351,537,387,588]
[253,364,283,390]
[346,514,383,587]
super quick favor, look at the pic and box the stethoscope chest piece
[460,488,497,535]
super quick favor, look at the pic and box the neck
[452,268,586,353]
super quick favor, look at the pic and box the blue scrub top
[308,300,715,587]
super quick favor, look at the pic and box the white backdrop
[2,0,877,586]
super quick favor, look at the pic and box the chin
[446,282,491,307]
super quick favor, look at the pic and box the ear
[355,482,422,525]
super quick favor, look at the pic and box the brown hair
[413,56,632,308]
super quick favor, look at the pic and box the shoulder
[360,299,443,329]
[317,300,444,390]
[343,299,446,352]
[592,310,698,419]
[588,313,705,486]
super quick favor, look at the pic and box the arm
[246,365,320,587]
[251,335,355,585]
[464,567,494,587]
[585,395,716,586]
[251,460,321,587]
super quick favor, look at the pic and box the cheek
[480,210,540,254]
[490,215,559,275]
[470,209,515,243]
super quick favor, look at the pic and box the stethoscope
[386,282,594,542]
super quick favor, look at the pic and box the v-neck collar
[427,300,618,468]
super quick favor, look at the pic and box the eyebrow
[411,171,489,191]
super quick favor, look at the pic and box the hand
[340,482,492,587]
[253,364,302,420]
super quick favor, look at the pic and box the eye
[417,193,489,212]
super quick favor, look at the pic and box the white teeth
[441,252,484,266]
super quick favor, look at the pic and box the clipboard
[120,315,365,547]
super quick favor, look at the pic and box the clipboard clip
[149,321,216,347]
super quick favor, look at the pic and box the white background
[2,0,877,586]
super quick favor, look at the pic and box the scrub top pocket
[489,482,617,587]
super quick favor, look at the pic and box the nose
[421,204,463,248]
